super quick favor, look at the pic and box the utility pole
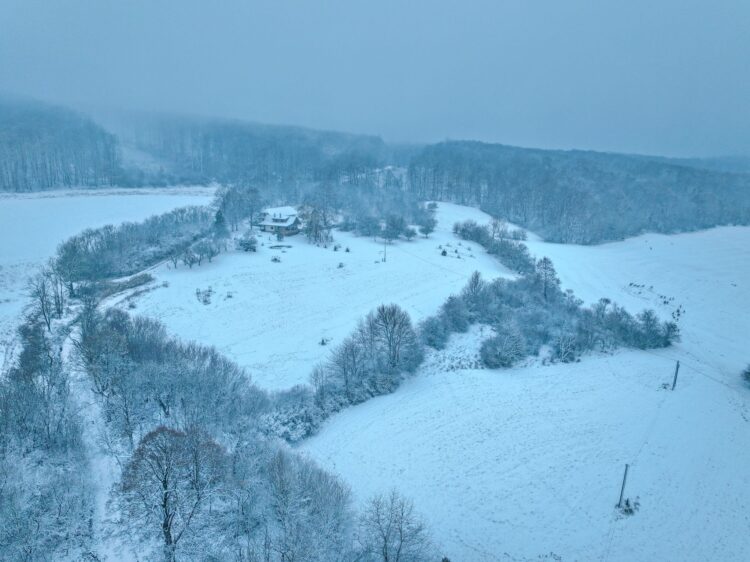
[383,237,387,263]
[671,360,680,390]
[617,464,629,509]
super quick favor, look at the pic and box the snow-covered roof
[259,215,298,227]
[260,206,298,227]
[262,206,297,218]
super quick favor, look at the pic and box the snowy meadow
[0,187,214,366]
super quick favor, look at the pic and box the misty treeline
[72,305,438,561]
[407,141,750,243]
[115,111,748,249]
[6,96,749,246]
[112,112,392,186]
[0,318,94,559]
[0,97,121,191]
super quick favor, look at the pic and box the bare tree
[371,304,421,373]
[329,337,367,402]
[114,426,227,562]
[27,271,54,331]
[45,261,67,317]
[357,490,434,562]
[490,218,509,241]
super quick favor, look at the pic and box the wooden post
[617,464,629,508]
[671,360,680,390]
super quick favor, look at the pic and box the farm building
[259,206,301,236]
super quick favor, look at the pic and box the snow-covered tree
[114,426,228,562]
[356,490,434,562]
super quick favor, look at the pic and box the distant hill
[0,96,121,191]
[100,111,390,186]
[407,141,750,243]
[642,154,750,175]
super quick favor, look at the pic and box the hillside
[302,212,750,561]
[101,111,390,186]
[407,141,750,243]
[0,96,122,191]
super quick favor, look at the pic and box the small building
[259,206,301,236]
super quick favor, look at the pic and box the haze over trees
[3,95,750,246]
[407,141,750,243]
[0,96,121,191]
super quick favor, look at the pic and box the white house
[258,206,301,236]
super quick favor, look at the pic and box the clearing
[124,203,509,390]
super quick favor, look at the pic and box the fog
[1,0,748,156]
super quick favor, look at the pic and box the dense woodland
[108,112,391,186]
[407,141,750,243]
[0,97,121,191]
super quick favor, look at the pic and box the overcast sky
[1,0,748,157]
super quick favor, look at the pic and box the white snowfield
[127,203,510,390]
[0,187,215,366]
[301,214,750,561]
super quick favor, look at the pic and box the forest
[0,97,121,191]
[407,141,750,243]
[107,111,392,186]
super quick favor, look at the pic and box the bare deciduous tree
[114,426,227,562]
[357,490,434,562]
[27,271,54,331]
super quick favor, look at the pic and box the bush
[441,296,470,333]
[419,315,450,349]
[480,325,527,368]
[743,364,750,383]
[237,233,257,252]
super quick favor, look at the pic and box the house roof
[262,206,297,218]
[260,215,298,228]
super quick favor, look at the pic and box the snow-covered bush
[480,324,527,368]
[237,232,258,252]
[419,315,450,349]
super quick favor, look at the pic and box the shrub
[419,315,450,349]
[480,325,526,368]
[237,233,257,252]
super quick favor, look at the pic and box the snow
[262,205,298,217]
[0,187,215,366]
[300,215,750,561]
[125,203,510,390]
[7,191,748,560]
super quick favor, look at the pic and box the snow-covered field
[0,187,214,366]
[124,203,510,390]
[301,215,750,561]
[6,191,747,560]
